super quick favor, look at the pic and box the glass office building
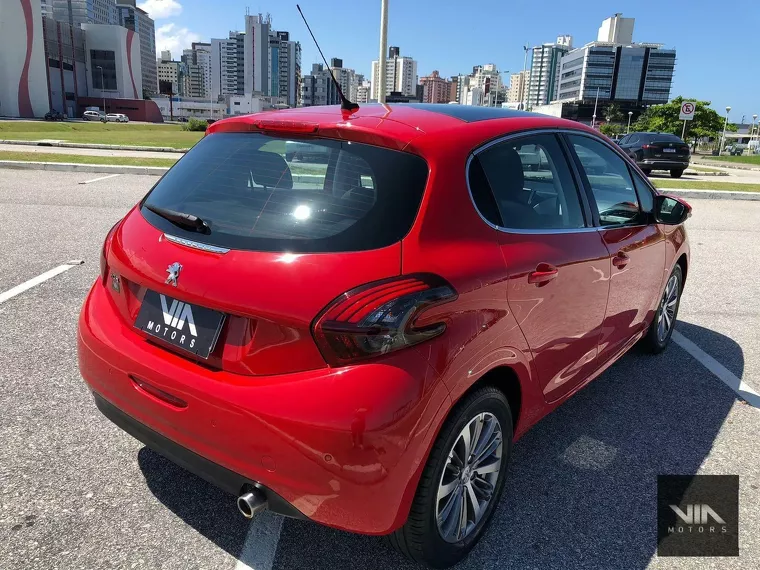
[52,0,118,26]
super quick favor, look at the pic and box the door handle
[612,252,630,269]
[528,263,558,286]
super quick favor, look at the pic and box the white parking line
[234,512,284,570]
[672,330,760,409]
[79,174,121,185]
[0,261,84,305]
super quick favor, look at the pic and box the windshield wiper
[144,203,211,234]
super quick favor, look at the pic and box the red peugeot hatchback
[79,104,690,568]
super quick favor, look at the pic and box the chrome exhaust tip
[237,489,268,519]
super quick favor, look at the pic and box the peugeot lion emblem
[165,262,182,287]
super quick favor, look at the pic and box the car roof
[209,104,591,150]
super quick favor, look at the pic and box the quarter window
[567,134,642,226]
[471,134,585,230]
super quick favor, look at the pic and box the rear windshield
[141,132,428,253]
[644,133,685,143]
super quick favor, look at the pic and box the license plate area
[663,148,676,153]
[134,290,225,359]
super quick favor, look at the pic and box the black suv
[618,132,690,178]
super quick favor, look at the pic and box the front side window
[471,133,585,230]
[567,134,642,226]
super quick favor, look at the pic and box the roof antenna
[296,4,359,112]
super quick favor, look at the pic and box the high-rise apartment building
[507,70,528,103]
[211,32,244,100]
[420,70,452,104]
[157,54,186,96]
[269,31,301,106]
[115,0,156,97]
[52,0,117,26]
[329,58,360,104]
[244,14,270,95]
[525,36,572,109]
[371,46,418,100]
[301,63,339,107]
[597,13,634,44]
[556,18,675,106]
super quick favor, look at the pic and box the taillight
[100,221,121,284]
[312,274,457,366]
[641,144,653,149]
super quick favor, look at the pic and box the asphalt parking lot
[0,169,758,570]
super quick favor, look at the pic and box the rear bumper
[638,158,689,170]
[92,392,305,519]
[78,281,450,535]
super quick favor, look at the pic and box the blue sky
[141,0,759,123]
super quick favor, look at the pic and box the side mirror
[654,194,691,225]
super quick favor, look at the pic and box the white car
[83,110,106,122]
[106,113,129,123]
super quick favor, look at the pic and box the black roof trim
[402,103,535,122]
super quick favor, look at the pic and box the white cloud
[155,23,201,58]
[138,0,183,19]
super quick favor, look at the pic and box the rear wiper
[144,203,211,234]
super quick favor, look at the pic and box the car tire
[642,264,683,354]
[285,152,295,162]
[641,168,652,176]
[670,169,684,178]
[386,386,513,569]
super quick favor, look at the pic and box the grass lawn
[651,179,760,192]
[706,155,760,166]
[0,121,202,149]
[0,150,176,167]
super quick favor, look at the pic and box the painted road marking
[0,261,84,305]
[234,511,284,570]
[673,330,760,409]
[79,174,121,185]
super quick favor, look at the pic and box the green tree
[600,123,621,137]
[604,103,624,124]
[631,96,736,145]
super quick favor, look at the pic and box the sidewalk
[0,143,183,160]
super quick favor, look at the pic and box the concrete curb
[0,139,189,153]
[0,161,169,176]
[663,189,760,201]
[691,158,760,172]
[684,169,728,177]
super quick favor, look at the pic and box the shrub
[182,117,208,132]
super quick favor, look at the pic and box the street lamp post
[752,114,758,151]
[719,106,731,155]
[591,87,600,128]
[627,111,633,134]
[97,65,105,114]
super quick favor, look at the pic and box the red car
[78,104,690,568]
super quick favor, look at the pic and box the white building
[116,0,157,98]
[597,13,634,44]
[0,0,50,117]
[371,46,418,99]
[157,58,182,95]
[211,33,243,100]
[152,96,226,120]
[81,23,142,100]
[228,94,287,115]
[356,80,371,104]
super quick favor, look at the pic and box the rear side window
[472,133,585,230]
[141,133,428,253]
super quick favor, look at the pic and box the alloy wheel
[436,412,503,543]
[657,274,679,342]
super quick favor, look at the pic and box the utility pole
[378,0,388,103]
[520,44,529,110]
[720,106,731,155]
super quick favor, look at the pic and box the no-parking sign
[679,101,696,120]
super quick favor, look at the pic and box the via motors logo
[668,503,727,533]
[145,295,198,349]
